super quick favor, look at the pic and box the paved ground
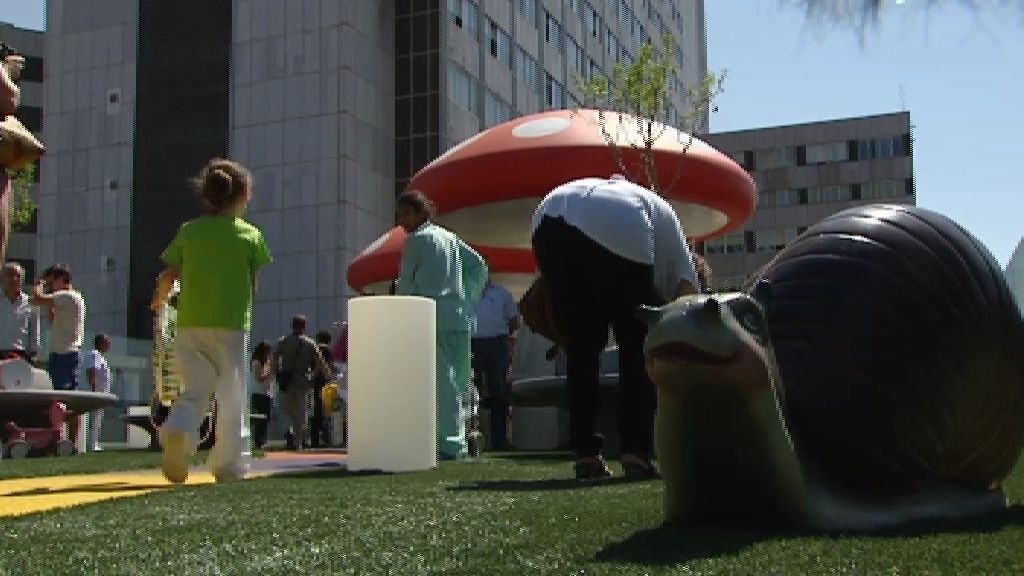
[0,450,347,518]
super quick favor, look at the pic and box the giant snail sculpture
[639,204,1024,530]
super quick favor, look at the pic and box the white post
[74,412,88,454]
[346,296,436,472]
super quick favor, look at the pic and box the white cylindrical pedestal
[347,296,436,472]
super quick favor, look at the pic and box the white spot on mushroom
[512,117,572,139]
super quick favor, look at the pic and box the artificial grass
[2,453,1024,575]
[0,449,261,480]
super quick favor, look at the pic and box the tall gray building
[702,111,915,291]
[40,0,707,348]
[0,22,44,281]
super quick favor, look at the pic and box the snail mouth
[647,341,736,366]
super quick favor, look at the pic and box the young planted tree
[573,33,726,196]
[8,163,37,231]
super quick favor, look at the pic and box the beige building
[0,22,43,281]
[702,112,915,291]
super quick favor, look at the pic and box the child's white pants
[163,327,251,478]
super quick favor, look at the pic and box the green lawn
[1,453,1023,575]
[0,449,264,480]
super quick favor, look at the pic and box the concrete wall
[231,0,396,347]
[38,0,137,338]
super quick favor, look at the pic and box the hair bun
[209,168,233,191]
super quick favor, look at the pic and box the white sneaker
[212,467,246,483]
[91,445,103,452]
[161,430,190,484]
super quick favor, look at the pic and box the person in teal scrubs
[395,191,487,460]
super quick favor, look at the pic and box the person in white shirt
[31,263,87,447]
[0,261,39,361]
[86,334,112,452]
[530,174,699,480]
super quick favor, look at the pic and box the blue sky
[707,1,1023,266]
[3,0,1021,265]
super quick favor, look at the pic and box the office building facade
[40,0,707,348]
[702,112,915,291]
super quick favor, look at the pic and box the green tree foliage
[8,163,37,231]
[574,34,726,196]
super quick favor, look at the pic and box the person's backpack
[276,336,300,393]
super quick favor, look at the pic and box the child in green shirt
[150,158,273,483]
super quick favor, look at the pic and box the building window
[753,147,797,170]
[447,63,478,114]
[805,141,849,164]
[16,105,42,134]
[516,47,541,95]
[20,55,43,84]
[854,135,909,160]
[545,11,562,49]
[544,73,565,109]
[714,275,745,292]
[705,232,745,255]
[588,6,602,41]
[484,89,512,127]
[755,228,799,253]
[807,184,852,204]
[759,189,799,209]
[861,179,905,200]
[449,0,479,39]
[567,35,586,78]
[519,0,539,28]
[487,19,513,68]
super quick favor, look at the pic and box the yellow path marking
[0,468,276,519]
[0,451,346,518]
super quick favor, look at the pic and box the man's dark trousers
[531,214,661,460]
[472,336,511,449]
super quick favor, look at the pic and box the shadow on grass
[596,504,1024,566]
[262,468,394,481]
[449,475,660,492]
[485,451,573,463]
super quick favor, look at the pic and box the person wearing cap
[530,174,699,480]
[395,190,488,460]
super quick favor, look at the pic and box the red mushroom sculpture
[347,227,538,298]
[411,108,756,249]
[347,109,756,300]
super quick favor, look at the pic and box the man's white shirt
[0,290,40,351]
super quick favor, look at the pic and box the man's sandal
[574,456,613,480]
[621,454,661,479]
